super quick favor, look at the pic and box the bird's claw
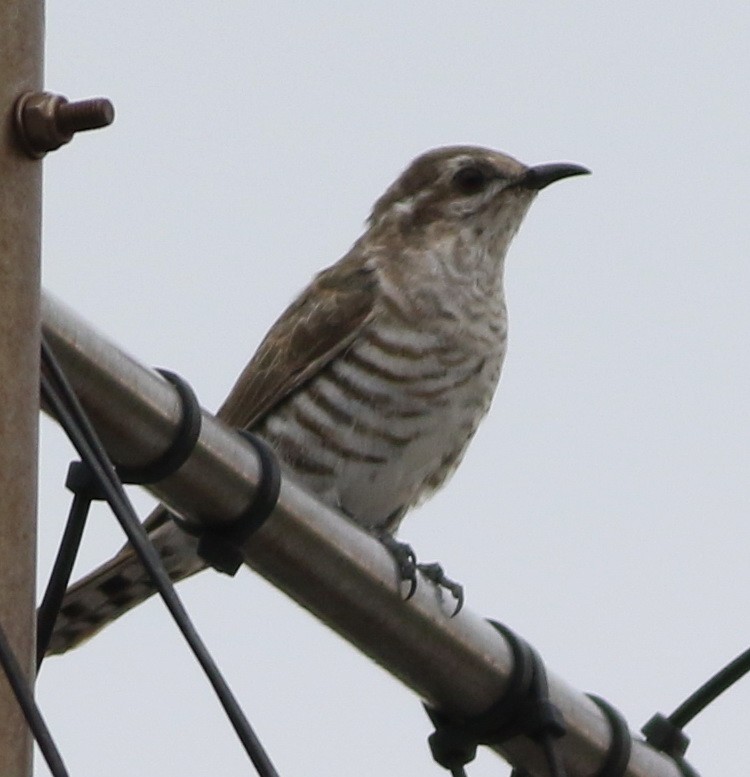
[376,534,464,613]
[417,562,464,616]
[377,533,418,599]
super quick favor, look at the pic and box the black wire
[0,618,69,777]
[40,338,280,777]
[669,645,750,728]
[36,488,93,669]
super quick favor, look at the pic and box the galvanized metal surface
[41,291,687,777]
[0,1,43,774]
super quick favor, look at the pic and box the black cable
[0,618,69,777]
[40,337,280,777]
[642,644,750,776]
[668,645,750,728]
[37,460,107,668]
[36,465,95,668]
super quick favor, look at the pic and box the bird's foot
[417,562,464,616]
[376,532,464,615]
[376,532,418,599]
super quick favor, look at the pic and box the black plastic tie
[65,459,108,500]
[521,696,567,740]
[425,620,567,777]
[587,694,632,777]
[641,712,690,758]
[116,368,202,485]
[236,430,282,530]
[642,712,702,777]
[643,711,692,758]
[426,721,478,773]
[178,430,281,576]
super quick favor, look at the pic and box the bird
[45,145,588,655]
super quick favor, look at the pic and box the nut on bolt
[14,91,115,159]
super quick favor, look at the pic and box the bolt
[14,91,115,159]
[55,98,115,135]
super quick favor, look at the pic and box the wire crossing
[38,337,281,777]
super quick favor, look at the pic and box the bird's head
[368,146,589,250]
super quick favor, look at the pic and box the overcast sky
[35,3,750,776]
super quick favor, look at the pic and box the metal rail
[41,291,686,777]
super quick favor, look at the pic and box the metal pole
[41,291,687,777]
[0,0,43,774]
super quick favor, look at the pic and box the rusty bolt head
[14,91,115,159]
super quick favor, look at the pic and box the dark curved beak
[518,162,590,191]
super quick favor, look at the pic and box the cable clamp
[172,429,281,576]
[424,620,566,777]
[642,713,700,777]
[116,368,202,485]
[586,694,632,777]
[65,459,108,500]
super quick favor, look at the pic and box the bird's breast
[256,298,508,530]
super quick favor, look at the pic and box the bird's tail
[45,515,205,656]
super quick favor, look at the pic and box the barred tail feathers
[46,520,204,656]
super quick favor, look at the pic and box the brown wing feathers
[217,252,378,431]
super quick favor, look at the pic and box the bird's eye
[452,165,490,195]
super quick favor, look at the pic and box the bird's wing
[216,250,378,429]
[140,251,378,537]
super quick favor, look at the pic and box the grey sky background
[35,3,749,775]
